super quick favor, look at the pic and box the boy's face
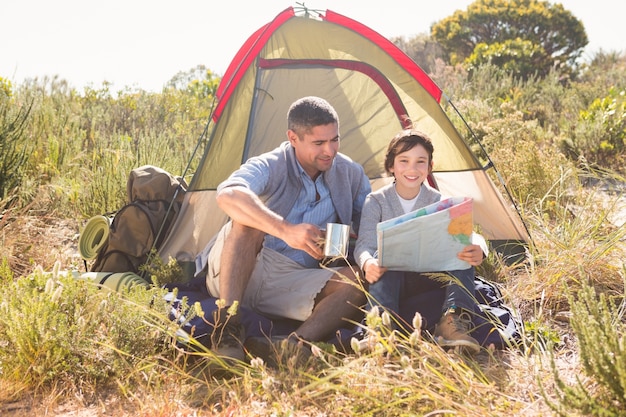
[288,123,340,179]
[390,144,433,198]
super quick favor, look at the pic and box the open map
[377,196,473,272]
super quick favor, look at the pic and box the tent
[159,5,530,270]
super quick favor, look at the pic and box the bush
[0,265,176,394]
[567,87,626,173]
[467,102,575,206]
[0,78,31,208]
[548,281,626,416]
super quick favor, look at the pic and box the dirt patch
[1,400,101,417]
[1,211,83,278]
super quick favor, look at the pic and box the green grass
[0,265,178,392]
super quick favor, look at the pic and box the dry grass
[0,192,83,278]
[1,182,624,416]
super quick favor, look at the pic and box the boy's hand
[457,244,484,266]
[363,259,388,284]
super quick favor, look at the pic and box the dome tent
[159,6,530,269]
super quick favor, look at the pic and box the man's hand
[281,223,325,260]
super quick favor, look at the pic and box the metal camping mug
[324,223,350,258]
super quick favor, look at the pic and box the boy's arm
[354,194,382,270]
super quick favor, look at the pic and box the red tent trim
[214,7,295,121]
[259,58,410,126]
[214,7,443,122]
[213,7,442,121]
[321,10,442,103]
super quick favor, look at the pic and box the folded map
[377,196,473,272]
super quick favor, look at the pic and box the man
[204,96,371,360]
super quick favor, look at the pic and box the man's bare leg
[210,221,264,360]
[294,266,366,342]
[218,221,264,306]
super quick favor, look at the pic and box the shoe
[210,317,246,361]
[434,309,480,354]
[244,334,312,369]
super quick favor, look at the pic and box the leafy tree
[166,64,219,99]
[466,38,549,79]
[431,0,588,79]
[391,33,447,74]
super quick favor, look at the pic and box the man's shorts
[206,222,337,322]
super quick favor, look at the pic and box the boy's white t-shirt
[395,185,419,214]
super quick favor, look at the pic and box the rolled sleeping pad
[78,215,112,261]
[78,272,150,291]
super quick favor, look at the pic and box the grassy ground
[1,177,624,416]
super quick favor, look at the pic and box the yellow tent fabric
[160,7,530,267]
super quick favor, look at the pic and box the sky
[2,0,625,93]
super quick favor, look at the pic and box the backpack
[90,165,187,275]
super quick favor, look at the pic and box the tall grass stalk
[507,168,626,311]
[198,330,535,416]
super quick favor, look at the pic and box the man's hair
[384,128,434,175]
[287,96,339,137]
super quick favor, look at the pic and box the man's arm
[350,166,372,236]
[217,185,324,259]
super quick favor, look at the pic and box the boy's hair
[384,128,434,174]
[287,96,339,138]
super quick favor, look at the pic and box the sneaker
[244,334,312,369]
[211,318,246,361]
[434,310,480,354]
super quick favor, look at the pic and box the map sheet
[377,196,473,272]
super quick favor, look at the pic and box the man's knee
[335,266,365,286]
[334,267,367,301]
[228,222,265,250]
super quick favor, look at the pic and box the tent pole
[182,95,217,180]
[143,96,218,276]
[445,96,534,246]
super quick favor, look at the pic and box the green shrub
[0,265,176,393]
[548,281,626,416]
[567,87,626,173]
[6,77,209,217]
[467,102,575,206]
[0,78,32,207]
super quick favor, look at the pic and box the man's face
[288,123,339,179]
